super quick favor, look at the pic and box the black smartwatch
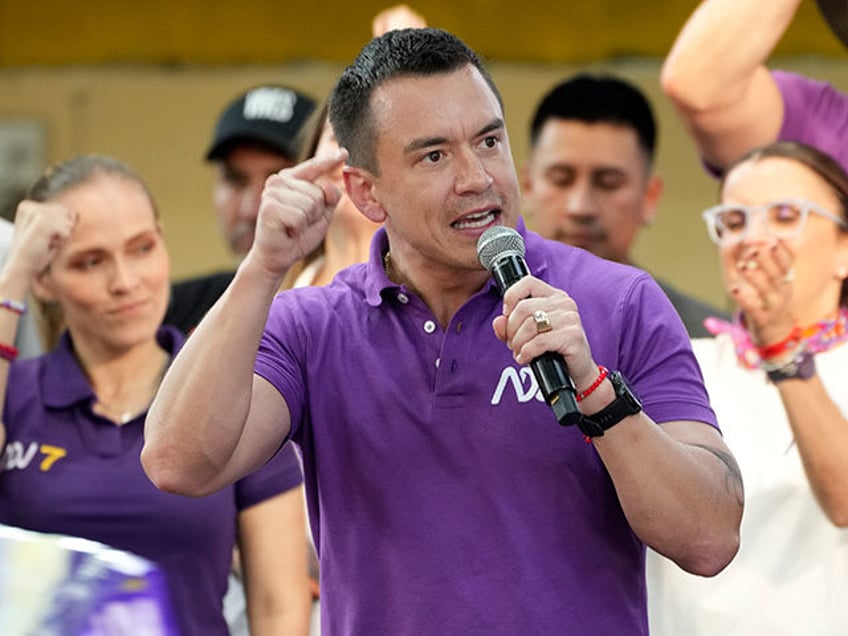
[578,371,642,438]
[766,349,816,384]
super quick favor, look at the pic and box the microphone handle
[531,353,582,427]
[491,255,582,427]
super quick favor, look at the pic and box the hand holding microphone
[478,226,594,427]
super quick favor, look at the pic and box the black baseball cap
[205,85,317,161]
[817,0,848,49]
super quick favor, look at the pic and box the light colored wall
[0,57,846,310]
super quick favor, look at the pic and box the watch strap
[577,371,642,438]
[766,349,816,383]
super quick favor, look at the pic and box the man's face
[521,120,662,263]
[352,65,521,278]
[212,145,296,258]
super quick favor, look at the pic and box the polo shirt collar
[41,325,184,409]
[362,217,548,307]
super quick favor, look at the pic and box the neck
[313,218,377,287]
[384,249,489,328]
[73,335,169,425]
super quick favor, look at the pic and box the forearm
[779,376,848,526]
[0,264,38,448]
[142,258,284,495]
[594,417,743,576]
[662,0,801,110]
[241,489,312,636]
[247,591,311,636]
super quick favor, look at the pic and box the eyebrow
[64,229,159,257]
[403,118,505,155]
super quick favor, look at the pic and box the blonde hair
[24,155,159,349]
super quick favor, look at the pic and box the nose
[237,181,263,220]
[454,150,494,194]
[564,180,597,218]
[742,208,772,242]
[109,257,140,294]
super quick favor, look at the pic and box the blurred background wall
[0,0,845,310]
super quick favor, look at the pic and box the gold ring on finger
[533,309,553,334]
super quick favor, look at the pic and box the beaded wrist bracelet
[576,365,609,402]
[757,327,802,360]
[0,342,19,363]
[0,298,26,316]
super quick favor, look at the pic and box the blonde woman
[0,156,309,635]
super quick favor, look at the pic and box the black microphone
[477,226,582,427]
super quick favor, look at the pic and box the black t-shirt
[164,271,235,334]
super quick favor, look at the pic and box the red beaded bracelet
[757,327,803,360]
[576,365,609,402]
[0,342,19,363]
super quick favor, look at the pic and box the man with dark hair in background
[522,73,728,337]
[164,84,318,636]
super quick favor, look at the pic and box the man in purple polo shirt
[143,28,743,635]
[661,0,848,175]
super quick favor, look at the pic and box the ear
[640,174,664,226]
[834,231,848,280]
[31,269,57,304]
[343,166,387,224]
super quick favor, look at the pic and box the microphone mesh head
[476,226,525,272]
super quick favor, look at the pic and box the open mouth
[452,209,500,230]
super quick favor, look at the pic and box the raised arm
[0,201,76,448]
[661,0,803,170]
[494,276,743,576]
[141,149,347,496]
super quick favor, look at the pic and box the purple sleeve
[235,443,304,510]
[254,294,309,441]
[774,70,848,173]
[618,272,719,431]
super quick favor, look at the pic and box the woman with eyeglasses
[646,140,848,635]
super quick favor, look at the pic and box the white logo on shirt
[490,366,545,405]
[2,441,67,472]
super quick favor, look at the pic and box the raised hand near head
[247,148,348,279]
[6,200,78,288]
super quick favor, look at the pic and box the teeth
[454,211,495,229]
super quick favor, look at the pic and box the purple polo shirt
[256,220,716,636]
[774,70,848,174]
[0,325,304,636]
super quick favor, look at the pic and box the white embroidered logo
[3,441,38,470]
[490,366,545,405]
[243,88,297,123]
[2,441,67,472]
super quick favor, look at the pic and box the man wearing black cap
[165,84,316,332]
[661,0,848,176]
[163,84,317,636]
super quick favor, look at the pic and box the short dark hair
[721,140,848,306]
[329,27,501,173]
[529,73,657,163]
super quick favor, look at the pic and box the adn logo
[490,366,545,405]
[2,441,67,472]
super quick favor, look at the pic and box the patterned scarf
[704,307,848,370]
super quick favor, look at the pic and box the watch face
[580,370,643,437]
[611,371,642,411]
